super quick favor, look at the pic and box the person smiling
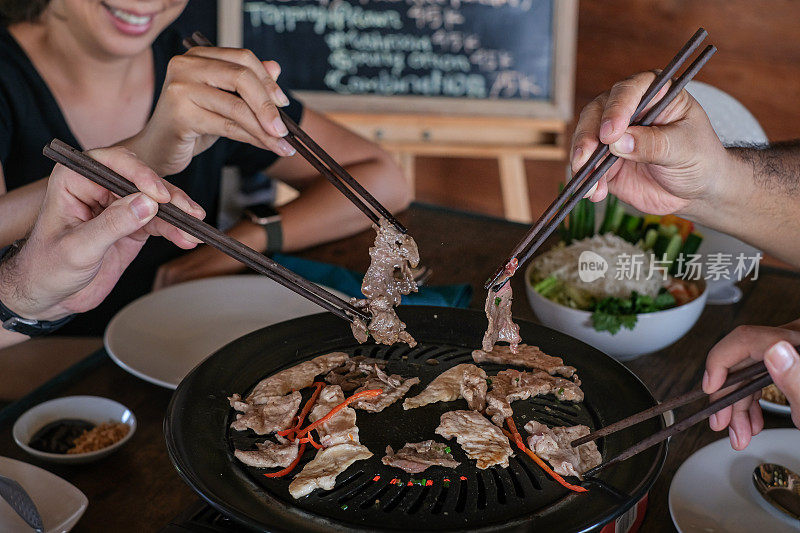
[0,0,410,335]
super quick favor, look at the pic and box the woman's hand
[125,47,296,177]
[571,71,734,216]
[0,147,205,322]
[703,323,800,450]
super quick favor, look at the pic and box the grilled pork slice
[289,443,373,498]
[403,364,487,411]
[485,370,584,426]
[481,283,521,353]
[324,357,388,392]
[382,440,460,474]
[245,352,349,404]
[309,385,359,448]
[472,344,577,378]
[435,410,513,469]
[233,439,299,469]
[229,391,302,434]
[351,367,420,412]
[524,421,601,478]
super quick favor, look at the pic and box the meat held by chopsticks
[350,366,420,412]
[482,282,521,352]
[472,344,577,378]
[402,363,487,411]
[289,442,374,498]
[485,369,584,426]
[233,439,300,469]
[245,352,349,404]
[435,410,513,469]
[524,421,601,479]
[382,440,460,474]
[229,391,302,435]
[351,218,420,346]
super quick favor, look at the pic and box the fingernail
[612,133,634,154]
[766,341,796,373]
[272,116,288,137]
[599,120,614,140]
[573,146,584,166]
[276,90,290,107]
[702,370,710,391]
[277,139,296,156]
[155,180,169,199]
[130,194,156,221]
[709,413,718,428]
[729,427,739,448]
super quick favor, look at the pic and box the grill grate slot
[410,345,439,360]
[381,484,410,513]
[454,477,468,513]
[475,472,487,509]
[505,461,525,498]
[490,468,507,504]
[317,472,364,499]
[338,476,374,504]
[430,483,450,515]
[406,485,432,514]
[515,457,543,491]
[359,481,392,510]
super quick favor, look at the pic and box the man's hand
[571,72,733,216]
[0,147,205,323]
[703,323,800,450]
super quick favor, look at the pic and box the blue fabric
[272,253,472,308]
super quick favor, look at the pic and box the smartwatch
[243,203,283,254]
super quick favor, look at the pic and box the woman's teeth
[108,6,152,26]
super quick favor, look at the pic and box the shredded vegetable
[296,389,382,437]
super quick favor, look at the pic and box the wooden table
[0,203,795,532]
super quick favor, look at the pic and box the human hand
[571,71,732,216]
[129,47,295,176]
[0,147,205,322]
[703,324,800,450]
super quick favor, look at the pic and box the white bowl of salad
[524,196,707,361]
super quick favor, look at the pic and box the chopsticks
[485,28,714,291]
[182,31,407,235]
[573,361,771,478]
[42,139,369,324]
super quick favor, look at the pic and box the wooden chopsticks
[42,139,369,324]
[485,28,714,291]
[182,31,407,234]
[573,361,771,478]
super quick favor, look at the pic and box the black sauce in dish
[29,419,95,454]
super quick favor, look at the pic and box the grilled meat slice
[324,357,388,392]
[352,217,420,346]
[308,385,359,448]
[382,440,460,474]
[246,352,349,404]
[435,410,513,469]
[289,443,373,498]
[351,367,420,412]
[481,283,521,352]
[403,364,487,411]
[472,343,576,378]
[229,391,301,435]
[485,370,584,426]
[524,421,601,478]
[233,439,300,469]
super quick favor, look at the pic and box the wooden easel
[327,112,568,223]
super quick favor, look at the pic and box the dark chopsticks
[485,28,713,291]
[183,31,407,234]
[42,139,369,324]
[576,361,771,478]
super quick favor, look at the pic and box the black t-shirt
[0,25,304,335]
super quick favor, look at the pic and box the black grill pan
[165,306,666,532]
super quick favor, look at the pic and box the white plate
[669,428,800,532]
[0,456,87,532]
[104,276,347,389]
[760,398,793,417]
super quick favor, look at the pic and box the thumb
[68,193,158,260]
[763,341,800,428]
[608,124,684,167]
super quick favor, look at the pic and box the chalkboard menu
[225,0,576,118]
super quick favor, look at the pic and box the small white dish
[0,456,87,532]
[104,275,348,389]
[13,396,136,464]
[669,428,800,532]
[759,398,793,417]
[525,262,708,361]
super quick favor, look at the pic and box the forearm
[0,179,48,245]
[686,142,800,266]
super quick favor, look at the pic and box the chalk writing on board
[242,0,554,101]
